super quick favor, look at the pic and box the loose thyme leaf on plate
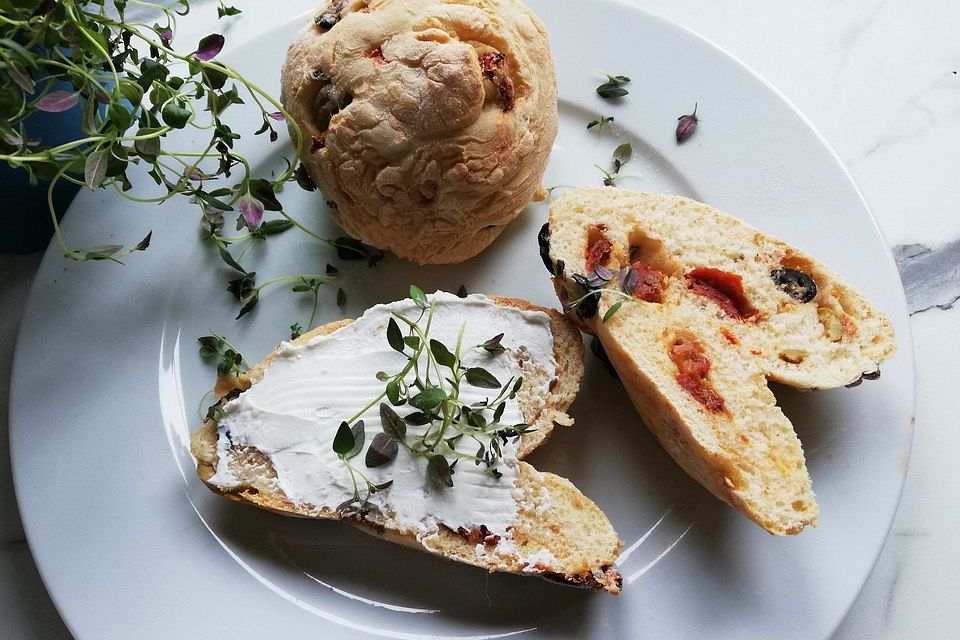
[596,73,631,99]
[676,102,699,143]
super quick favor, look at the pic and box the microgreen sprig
[595,142,634,186]
[587,114,614,138]
[330,287,532,516]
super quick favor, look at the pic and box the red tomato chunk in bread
[686,268,756,321]
[629,263,666,303]
[585,238,612,273]
[668,331,727,415]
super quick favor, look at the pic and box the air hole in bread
[417,179,438,204]
[720,463,746,490]
[792,500,807,512]
[817,307,844,342]
[627,229,679,275]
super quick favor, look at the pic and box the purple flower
[35,91,79,113]
[160,29,173,48]
[238,194,264,231]
[183,168,206,182]
[194,34,225,61]
[201,208,224,232]
[267,112,285,121]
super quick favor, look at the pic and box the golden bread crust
[280,0,558,264]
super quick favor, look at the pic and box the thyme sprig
[566,266,641,323]
[587,114,614,138]
[331,286,532,516]
[595,142,633,186]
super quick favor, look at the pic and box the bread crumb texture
[546,188,896,535]
[281,0,558,263]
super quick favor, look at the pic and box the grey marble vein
[894,239,960,314]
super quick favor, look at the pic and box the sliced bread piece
[191,293,622,593]
[541,188,896,535]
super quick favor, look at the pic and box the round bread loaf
[281,0,558,264]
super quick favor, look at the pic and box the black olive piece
[537,223,553,274]
[315,0,347,29]
[576,291,599,320]
[315,12,338,29]
[590,337,620,380]
[771,267,818,303]
[555,259,565,278]
[571,273,591,290]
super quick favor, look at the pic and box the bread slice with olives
[191,294,622,593]
[541,188,895,535]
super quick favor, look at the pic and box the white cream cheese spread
[209,292,557,543]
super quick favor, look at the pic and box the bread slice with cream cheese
[191,293,622,593]
[541,188,896,535]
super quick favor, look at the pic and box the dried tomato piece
[720,328,739,345]
[668,331,726,414]
[686,268,756,320]
[585,238,612,272]
[676,374,726,414]
[630,263,665,303]
[478,52,515,112]
[367,47,387,64]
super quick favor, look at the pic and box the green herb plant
[0,0,382,327]
[330,286,532,518]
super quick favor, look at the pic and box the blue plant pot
[0,94,83,254]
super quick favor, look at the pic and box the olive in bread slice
[542,188,896,535]
[191,293,622,593]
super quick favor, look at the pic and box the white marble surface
[2,0,959,638]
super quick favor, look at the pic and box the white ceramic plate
[11,2,914,638]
